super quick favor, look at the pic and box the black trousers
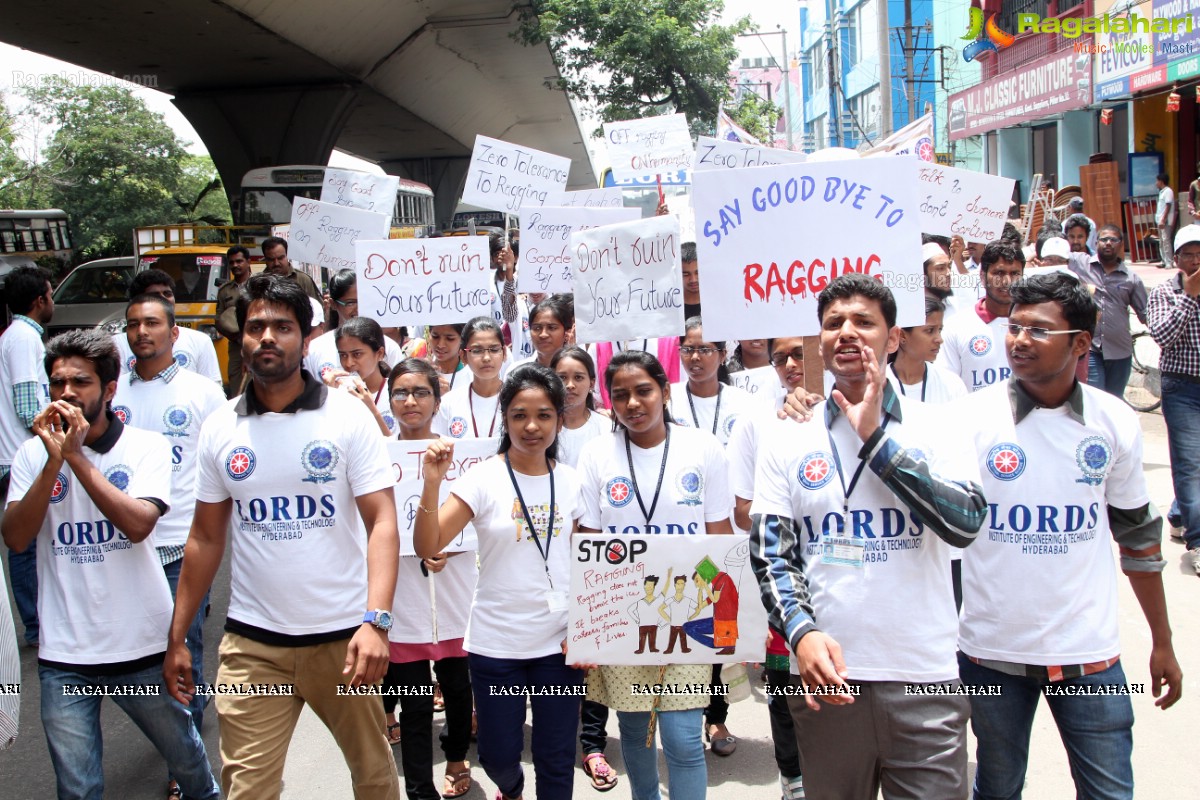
[384,657,473,800]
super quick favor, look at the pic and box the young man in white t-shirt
[750,273,987,798]
[113,269,223,385]
[1157,172,1177,269]
[937,240,1025,392]
[1,330,219,800]
[162,274,402,800]
[957,272,1183,799]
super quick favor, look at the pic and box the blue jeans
[468,651,583,800]
[7,543,38,645]
[617,708,706,800]
[162,557,209,732]
[1160,375,1200,549]
[1086,352,1133,399]
[959,653,1134,800]
[39,662,219,800]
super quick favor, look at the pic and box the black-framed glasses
[680,346,719,357]
[771,348,804,367]
[465,346,504,357]
[391,388,434,401]
[1007,323,1084,341]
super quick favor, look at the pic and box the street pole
[878,0,893,138]
[778,25,795,150]
[826,0,841,146]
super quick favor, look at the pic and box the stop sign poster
[567,533,767,665]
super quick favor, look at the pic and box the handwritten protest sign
[915,164,1015,242]
[604,113,693,182]
[320,168,400,216]
[518,206,640,293]
[694,136,808,172]
[571,215,685,344]
[355,237,491,327]
[567,533,767,665]
[538,187,625,208]
[461,135,571,213]
[287,198,391,274]
[728,364,784,405]
[692,157,924,342]
[388,437,497,555]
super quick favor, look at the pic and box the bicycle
[1124,330,1161,413]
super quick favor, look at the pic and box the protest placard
[388,437,498,555]
[571,214,685,344]
[355,236,491,327]
[567,533,767,665]
[320,168,400,216]
[518,206,640,293]
[728,364,784,405]
[603,113,694,182]
[915,163,1015,242]
[461,135,571,213]
[694,136,808,172]
[538,187,625,209]
[691,157,925,342]
[287,197,391,274]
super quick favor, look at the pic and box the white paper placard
[356,237,492,327]
[518,206,640,293]
[915,163,1015,242]
[603,113,694,182]
[694,136,808,172]
[538,187,625,209]
[320,168,400,216]
[571,215,686,344]
[287,197,391,274]
[567,533,767,665]
[728,365,784,405]
[461,135,571,212]
[388,437,498,555]
[691,157,925,341]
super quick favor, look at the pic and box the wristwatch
[363,609,393,631]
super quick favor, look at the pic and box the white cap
[310,297,325,327]
[1040,237,1071,260]
[1175,224,1200,253]
[921,242,947,262]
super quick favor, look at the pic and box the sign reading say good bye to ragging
[916,164,1014,242]
[692,157,925,341]
[461,135,571,212]
[518,205,640,293]
[320,168,400,216]
[604,113,694,182]
[571,215,685,344]
[694,136,808,172]
[355,237,491,327]
[388,437,497,555]
[288,198,391,273]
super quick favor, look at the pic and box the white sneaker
[1185,548,1200,577]
[781,775,806,800]
[1170,525,1185,543]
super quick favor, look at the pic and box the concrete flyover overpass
[2,0,596,224]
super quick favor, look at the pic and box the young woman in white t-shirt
[549,346,609,469]
[513,295,572,369]
[415,364,586,800]
[322,317,395,436]
[435,317,507,439]
[669,317,757,447]
[427,323,468,395]
[380,358,476,799]
[886,294,968,405]
[577,350,733,800]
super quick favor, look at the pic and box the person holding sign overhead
[435,317,508,440]
[576,350,733,800]
[414,364,586,800]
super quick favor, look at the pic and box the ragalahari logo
[962,7,1016,62]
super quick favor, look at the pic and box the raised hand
[422,438,456,484]
[830,344,885,443]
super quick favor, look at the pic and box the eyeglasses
[334,298,358,308]
[770,348,804,367]
[465,346,504,357]
[391,388,434,401]
[1097,236,1122,244]
[680,346,719,357]
[1006,323,1084,341]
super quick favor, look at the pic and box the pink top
[389,637,467,664]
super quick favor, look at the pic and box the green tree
[725,91,783,145]
[516,0,752,136]
[173,155,231,226]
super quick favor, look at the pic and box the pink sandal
[582,753,619,791]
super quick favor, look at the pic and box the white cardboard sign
[728,364,784,405]
[603,113,694,182]
[691,157,925,341]
[388,438,498,555]
[567,533,768,665]
[694,136,808,172]
[320,168,400,217]
[915,164,1015,243]
[461,135,571,212]
[571,214,686,344]
[355,237,492,327]
[287,198,391,274]
[538,187,625,209]
[518,206,640,294]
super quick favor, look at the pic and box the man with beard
[1063,215,1093,256]
[1,330,219,800]
[923,241,960,320]
[113,269,223,385]
[937,241,1025,392]
[216,245,253,393]
[162,274,401,799]
[262,236,321,302]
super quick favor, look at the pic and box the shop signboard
[948,50,1092,140]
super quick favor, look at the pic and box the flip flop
[582,753,619,791]
[386,722,402,745]
[442,768,472,798]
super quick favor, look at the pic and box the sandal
[386,722,402,745]
[167,781,182,799]
[433,682,445,712]
[582,753,619,792]
[442,766,472,798]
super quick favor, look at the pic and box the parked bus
[0,208,74,270]
[238,165,436,237]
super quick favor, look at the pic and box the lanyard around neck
[825,412,891,526]
[685,384,723,435]
[625,426,671,526]
[890,363,927,402]
[468,385,499,438]
[504,452,557,588]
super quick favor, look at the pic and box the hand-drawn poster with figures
[387,438,498,554]
[568,534,768,664]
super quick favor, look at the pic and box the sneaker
[1170,525,1185,544]
[1185,548,1200,577]
[781,775,806,800]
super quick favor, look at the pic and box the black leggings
[383,658,473,800]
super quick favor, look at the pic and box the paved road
[1,260,1194,798]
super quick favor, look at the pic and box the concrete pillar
[1058,111,1095,189]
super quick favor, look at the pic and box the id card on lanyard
[504,453,567,612]
[822,414,890,568]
